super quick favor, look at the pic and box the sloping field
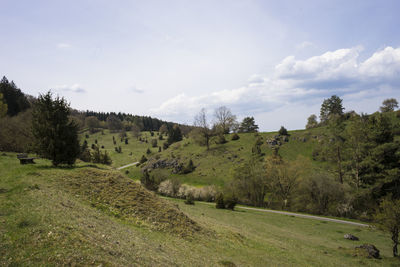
[1,153,398,266]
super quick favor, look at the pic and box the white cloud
[152,46,400,130]
[57,43,71,49]
[295,41,315,50]
[129,85,144,94]
[53,84,86,93]
[359,46,400,80]
[275,46,362,82]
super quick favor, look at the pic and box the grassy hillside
[1,153,399,266]
[82,130,165,167]
[125,127,330,187]
[82,127,331,187]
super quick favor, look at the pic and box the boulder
[355,244,380,259]
[344,234,359,241]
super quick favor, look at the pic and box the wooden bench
[17,153,36,164]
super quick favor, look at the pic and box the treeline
[0,76,189,152]
[82,110,176,132]
[0,77,34,152]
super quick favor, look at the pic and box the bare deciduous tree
[213,106,237,134]
[194,108,213,150]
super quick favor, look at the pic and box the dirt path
[117,162,139,170]
[236,206,369,227]
[172,198,370,227]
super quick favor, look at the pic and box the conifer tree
[32,91,80,166]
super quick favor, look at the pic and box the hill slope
[1,153,398,266]
[139,128,328,187]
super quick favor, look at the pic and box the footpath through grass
[1,153,399,266]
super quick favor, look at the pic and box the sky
[1,0,400,131]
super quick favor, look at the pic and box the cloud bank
[53,84,86,93]
[151,46,400,130]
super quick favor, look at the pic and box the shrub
[95,139,98,144]
[182,159,195,174]
[158,146,162,152]
[85,134,89,139]
[150,131,154,136]
[159,134,163,140]
[158,180,174,196]
[139,155,147,164]
[125,138,128,144]
[184,193,195,205]
[80,148,92,162]
[199,186,217,202]
[279,126,288,136]
[163,142,169,150]
[215,193,225,209]
[146,148,151,154]
[114,146,122,153]
[140,170,156,191]
[224,193,237,210]
[216,134,227,144]
[167,125,183,145]
[101,150,112,165]
[141,170,167,191]
[158,179,181,197]
[151,139,158,148]
[231,133,240,140]
[101,145,104,149]
[91,146,112,165]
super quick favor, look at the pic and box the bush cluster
[215,192,237,210]
[231,133,240,141]
[80,145,112,165]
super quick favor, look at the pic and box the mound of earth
[60,167,202,236]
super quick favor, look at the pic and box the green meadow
[1,153,398,266]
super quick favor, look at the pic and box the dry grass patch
[58,168,204,237]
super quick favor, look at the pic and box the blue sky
[1,0,400,130]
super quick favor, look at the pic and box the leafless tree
[213,106,237,134]
[194,108,213,150]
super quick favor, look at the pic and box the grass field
[1,153,399,266]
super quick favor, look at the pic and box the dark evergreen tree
[278,126,288,136]
[32,91,80,166]
[139,155,147,164]
[238,117,259,133]
[167,125,183,145]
